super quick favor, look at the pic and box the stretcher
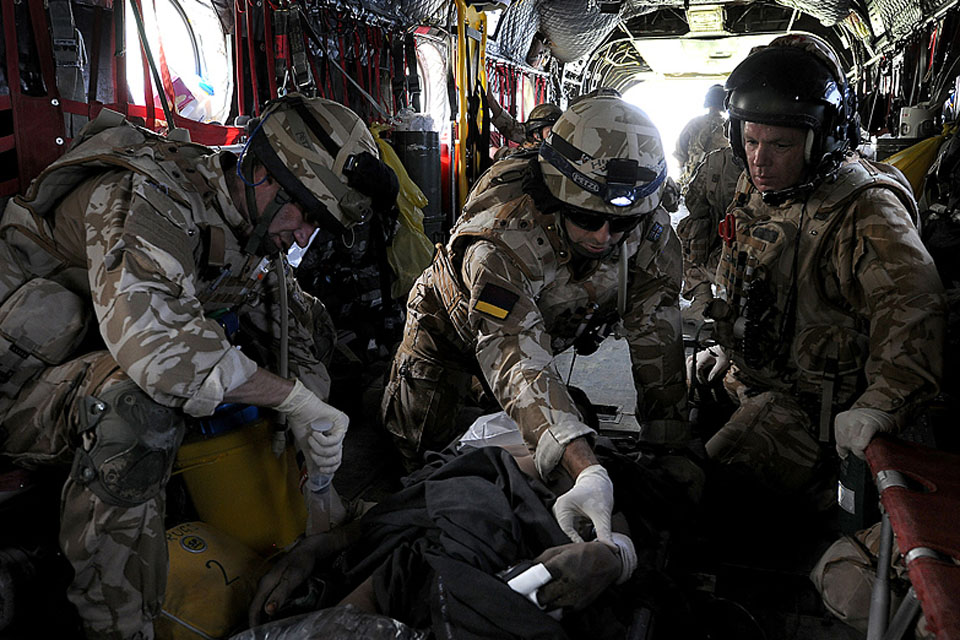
[865,437,960,640]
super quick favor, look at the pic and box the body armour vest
[431,159,671,354]
[710,157,917,409]
[1,109,269,313]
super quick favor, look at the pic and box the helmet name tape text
[538,94,668,216]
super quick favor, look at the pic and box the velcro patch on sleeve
[474,283,519,320]
[646,221,664,242]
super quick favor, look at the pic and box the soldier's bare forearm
[222,367,295,408]
[560,436,599,479]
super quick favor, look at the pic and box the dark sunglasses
[563,208,643,234]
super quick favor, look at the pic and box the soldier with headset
[0,94,397,639]
[690,35,945,497]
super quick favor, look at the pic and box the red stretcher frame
[866,437,960,640]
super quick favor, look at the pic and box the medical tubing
[273,255,289,456]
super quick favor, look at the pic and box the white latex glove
[274,379,349,475]
[552,464,614,544]
[610,532,637,584]
[687,345,730,385]
[835,407,898,460]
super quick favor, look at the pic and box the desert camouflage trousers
[1,350,171,640]
[381,346,476,472]
[810,522,933,638]
[380,300,482,471]
[705,384,822,495]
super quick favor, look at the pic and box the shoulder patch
[646,221,664,242]
[474,283,519,320]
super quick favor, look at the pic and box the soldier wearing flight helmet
[691,35,945,497]
[491,101,564,161]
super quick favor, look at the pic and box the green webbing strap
[819,345,839,443]
[243,182,292,255]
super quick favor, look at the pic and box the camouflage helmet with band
[525,102,562,142]
[539,95,667,216]
[241,94,380,235]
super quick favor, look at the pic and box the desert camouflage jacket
[712,156,945,423]
[677,146,742,301]
[674,110,729,188]
[417,182,687,474]
[490,105,526,145]
[0,110,332,417]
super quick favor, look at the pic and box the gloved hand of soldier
[552,464,614,544]
[686,345,730,385]
[533,539,624,611]
[609,532,638,584]
[834,407,898,460]
[661,177,680,213]
[274,379,349,475]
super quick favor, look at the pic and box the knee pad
[71,380,185,507]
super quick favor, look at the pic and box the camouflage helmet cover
[245,94,380,232]
[539,95,667,216]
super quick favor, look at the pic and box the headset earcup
[728,119,747,170]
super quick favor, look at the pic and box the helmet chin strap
[758,180,816,206]
[243,180,293,255]
[753,128,848,205]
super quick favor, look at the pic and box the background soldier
[674,83,729,192]
[491,99,563,161]
[382,94,688,546]
[691,35,945,498]
[676,145,742,330]
[0,95,397,639]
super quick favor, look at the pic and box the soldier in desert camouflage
[0,94,397,639]
[382,94,688,546]
[689,35,945,495]
[676,145,742,329]
[490,100,563,161]
[674,84,729,192]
